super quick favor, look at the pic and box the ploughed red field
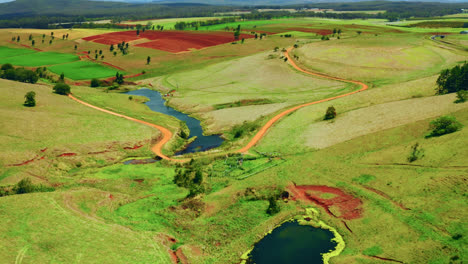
[82,30,254,53]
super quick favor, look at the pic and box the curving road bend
[236,47,369,153]
[68,94,188,163]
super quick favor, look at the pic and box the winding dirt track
[236,47,368,153]
[68,94,188,163]
[68,47,367,162]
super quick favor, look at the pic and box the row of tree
[0,64,39,84]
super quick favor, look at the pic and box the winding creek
[247,221,337,264]
[126,88,224,155]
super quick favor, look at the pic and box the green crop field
[48,61,120,80]
[0,51,79,67]
[0,46,36,58]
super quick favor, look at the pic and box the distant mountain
[106,0,468,3]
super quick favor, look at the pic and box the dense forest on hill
[0,0,466,29]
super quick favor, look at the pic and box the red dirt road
[68,94,188,163]
[236,47,368,153]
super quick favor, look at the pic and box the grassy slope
[0,191,173,263]
[159,50,352,133]
[0,51,79,67]
[48,61,119,80]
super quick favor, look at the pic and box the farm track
[236,47,369,153]
[67,46,368,162]
[68,94,188,163]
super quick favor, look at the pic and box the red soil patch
[176,248,189,264]
[82,30,254,53]
[367,256,404,263]
[40,148,48,152]
[168,249,178,264]
[124,144,144,150]
[102,61,125,71]
[57,153,77,157]
[8,156,39,167]
[287,28,333,35]
[7,41,42,51]
[288,185,363,220]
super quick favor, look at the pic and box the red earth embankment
[288,185,363,220]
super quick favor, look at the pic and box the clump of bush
[407,142,424,163]
[90,78,101,87]
[425,116,463,138]
[0,178,55,197]
[231,121,259,139]
[53,83,71,95]
[324,106,337,120]
[436,62,467,95]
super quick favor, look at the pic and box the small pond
[247,221,337,264]
[126,88,224,155]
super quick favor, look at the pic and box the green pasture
[0,51,78,67]
[121,16,223,30]
[0,46,36,58]
[275,31,318,38]
[48,61,119,80]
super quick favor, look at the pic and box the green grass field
[0,51,79,67]
[48,61,120,80]
[0,46,36,58]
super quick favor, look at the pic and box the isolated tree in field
[28,34,32,41]
[357,31,362,35]
[101,55,104,60]
[90,78,100,87]
[136,29,140,36]
[11,36,15,41]
[99,50,102,55]
[49,40,52,45]
[17,36,20,42]
[338,29,342,34]
[42,39,44,44]
[31,40,35,46]
[62,35,65,40]
[426,116,463,138]
[266,196,280,215]
[110,44,114,52]
[59,72,65,82]
[51,32,54,36]
[66,34,69,39]
[87,50,90,54]
[125,43,129,49]
[113,51,117,56]
[42,34,45,39]
[147,56,151,65]
[333,28,337,34]
[53,83,71,95]
[324,106,337,120]
[95,54,98,60]
[74,44,77,50]
[24,91,36,107]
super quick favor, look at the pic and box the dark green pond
[247,221,337,264]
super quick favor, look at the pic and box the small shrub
[90,78,101,87]
[426,116,463,138]
[53,83,71,95]
[455,90,467,103]
[266,196,280,215]
[324,106,337,120]
[407,143,424,162]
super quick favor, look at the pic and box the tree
[99,50,102,55]
[110,44,114,52]
[28,34,32,41]
[12,178,35,194]
[24,91,36,107]
[113,51,117,56]
[266,196,280,215]
[17,36,20,42]
[426,116,463,138]
[324,106,337,120]
[90,78,100,87]
[74,44,77,50]
[59,72,65,82]
[357,31,362,35]
[455,90,467,103]
[95,54,98,60]
[49,40,52,45]
[1,63,13,71]
[115,72,124,84]
[101,55,104,60]
[146,56,151,65]
[31,39,35,46]
[53,83,71,95]
[136,29,140,36]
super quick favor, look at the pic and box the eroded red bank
[288,185,363,220]
[82,30,254,53]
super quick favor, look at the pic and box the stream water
[125,88,224,155]
[248,221,337,264]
